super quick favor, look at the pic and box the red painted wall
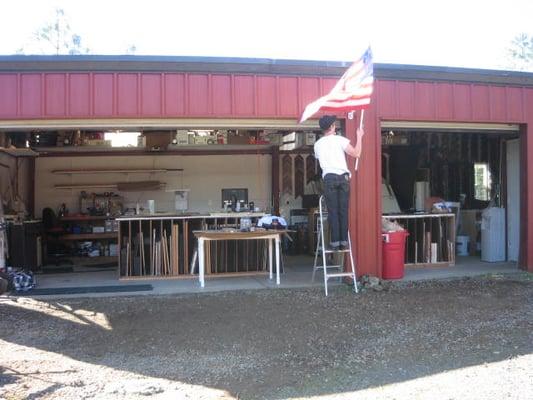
[373,79,533,274]
[1,71,532,274]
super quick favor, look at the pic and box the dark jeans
[323,173,350,246]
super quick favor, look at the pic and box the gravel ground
[0,274,532,400]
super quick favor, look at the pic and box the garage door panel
[0,74,17,117]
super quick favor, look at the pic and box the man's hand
[344,128,365,159]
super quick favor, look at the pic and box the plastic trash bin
[382,230,409,279]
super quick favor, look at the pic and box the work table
[117,212,269,280]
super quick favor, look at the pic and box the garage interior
[381,122,521,271]
[0,124,325,282]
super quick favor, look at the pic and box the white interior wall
[35,154,271,216]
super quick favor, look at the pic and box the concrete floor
[404,255,519,280]
[19,254,522,299]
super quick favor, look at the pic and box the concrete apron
[2,255,522,299]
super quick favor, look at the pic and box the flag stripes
[299,47,374,123]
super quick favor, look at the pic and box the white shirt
[314,134,351,177]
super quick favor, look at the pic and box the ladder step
[326,272,355,279]
[317,265,343,269]
[324,249,351,254]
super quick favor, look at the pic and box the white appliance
[481,207,506,262]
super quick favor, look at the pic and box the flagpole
[355,109,365,171]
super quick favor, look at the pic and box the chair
[42,208,73,266]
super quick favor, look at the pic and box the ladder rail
[312,195,358,295]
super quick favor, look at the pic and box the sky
[0,0,531,71]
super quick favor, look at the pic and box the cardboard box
[194,136,209,145]
[85,139,111,147]
[305,132,316,145]
[145,132,172,149]
[227,131,250,144]
[109,244,118,257]
[268,133,283,145]
[175,130,189,145]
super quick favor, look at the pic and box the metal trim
[0,118,318,131]
[381,121,520,132]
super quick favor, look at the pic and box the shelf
[59,215,114,222]
[54,181,166,190]
[52,168,183,174]
[55,184,116,189]
[35,144,273,153]
[0,147,38,157]
[59,232,118,240]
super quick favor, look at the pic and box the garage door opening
[1,121,323,282]
[380,122,521,276]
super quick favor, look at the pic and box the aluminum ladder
[312,195,358,296]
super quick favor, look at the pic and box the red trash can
[382,230,409,279]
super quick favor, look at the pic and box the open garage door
[381,120,521,271]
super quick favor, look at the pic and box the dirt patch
[1,275,532,399]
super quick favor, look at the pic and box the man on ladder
[311,115,364,295]
[314,115,363,251]
[299,46,373,295]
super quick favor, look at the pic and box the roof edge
[0,55,531,86]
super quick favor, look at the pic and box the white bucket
[456,235,470,256]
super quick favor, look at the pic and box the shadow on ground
[1,276,532,399]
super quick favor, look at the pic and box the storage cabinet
[382,213,456,267]
[7,221,43,271]
[56,215,118,257]
[118,214,266,279]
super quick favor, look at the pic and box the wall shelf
[54,181,166,190]
[59,232,117,241]
[34,145,275,158]
[52,168,183,174]
[59,215,112,222]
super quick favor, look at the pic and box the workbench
[193,229,284,287]
[116,212,266,279]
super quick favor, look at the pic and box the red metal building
[0,56,532,275]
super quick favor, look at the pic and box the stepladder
[312,195,358,296]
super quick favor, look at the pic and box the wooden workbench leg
[275,235,281,285]
[198,238,205,288]
[118,222,122,277]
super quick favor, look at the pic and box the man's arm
[344,128,365,159]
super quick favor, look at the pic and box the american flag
[299,47,374,123]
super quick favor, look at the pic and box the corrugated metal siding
[141,74,162,116]
[0,74,17,116]
[0,72,337,119]
[1,70,533,274]
[21,74,41,117]
[375,79,533,274]
[525,89,533,270]
[93,73,113,116]
[69,73,90,116]
[376,79,530,123]
[164,74,185,115]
